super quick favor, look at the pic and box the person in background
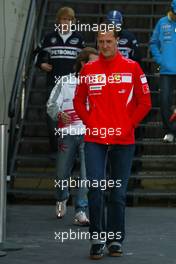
[106,10,141,63]
[150,0,176,143]
[35,6,85,154]
[47,47,98,225]
[74,23,151,259]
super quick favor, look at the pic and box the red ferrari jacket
[73,52,151,144]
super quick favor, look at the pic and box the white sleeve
[46,77,64,121]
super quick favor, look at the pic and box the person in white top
[35,6,85,154]
[47,47,98,225]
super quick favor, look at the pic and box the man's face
[59,16,73,33]
[97,31,118,59]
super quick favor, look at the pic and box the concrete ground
[0,205,176,264]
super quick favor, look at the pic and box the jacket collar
[99,51,122,64]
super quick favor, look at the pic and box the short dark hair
[97,22,120,38]
[75,47,98,77]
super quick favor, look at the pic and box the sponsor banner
[109,73,132,83]
[140,74,147,84]
[89,85,102,91]
[88,74,106,85]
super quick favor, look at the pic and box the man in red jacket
[73,24,151,259]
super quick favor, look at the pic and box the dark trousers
[46,114,58,152]
[85,142,135,245]
[160,75,176,135]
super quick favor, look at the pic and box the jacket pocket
[115,109,133,139]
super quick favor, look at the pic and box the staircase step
[127,189,176,198]
[16,154,53,161]
[137,170,176,176]
[133,155,176,162]
[131,174,176,180]
[21,137,49,143]
[23,121,163,127]
[49,0,170,5]
[30,89,47,93]
[27,105,45,109]
[7,188,175,199]
[15,154,176,162]
[140,122,162,127]
[24,121,47,126]
[136,138,176,146]
[47,15,163,27]
[7,189,176,199]
[12,170,176,180]
[15,154,56,167]
[20,137,175,145]
[12,171,55,178]
[7,188,54,196]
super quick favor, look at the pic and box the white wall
[0,0,31,124]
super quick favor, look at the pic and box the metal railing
[7,0,48,177]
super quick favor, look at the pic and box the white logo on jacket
[118,89,126,94]
[89,85,102,91]
[108,73,132,83]
[140,74,147,84]
[69,38,79,45]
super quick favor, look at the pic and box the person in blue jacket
[150,0,176,142]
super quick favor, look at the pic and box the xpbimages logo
[54,178,122,191]
[54,229,122,243]
[54,21,121,33]
[54,126,122,138]
[54,72,132,86]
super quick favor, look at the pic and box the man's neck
[59,30,71,35]
[100,51,118,61]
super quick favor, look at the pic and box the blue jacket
[150,15,176,74]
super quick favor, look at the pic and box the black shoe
[90,244,105,260]
[108,243,123,257]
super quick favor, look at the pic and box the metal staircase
[8,0,176,204]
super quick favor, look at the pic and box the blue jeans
[56,135,88,213]
[160,75,176,135]
[85,142,135,245]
